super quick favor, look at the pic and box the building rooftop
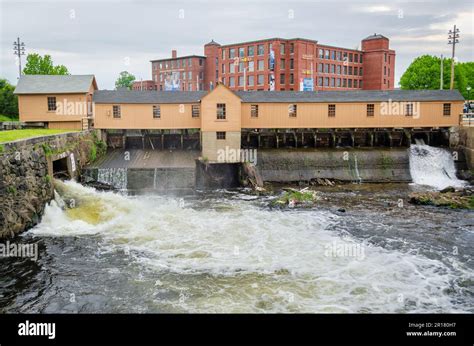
[363,33,389,41]
[205,39,220,46]
[219,37,318,48]
[93,89,464,104]
[150,55,206,63]
[235,89,464,103]
[93,90,207,104]
[14,75,96,94]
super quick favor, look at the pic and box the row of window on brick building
[153,58,204,70]
[220,74,364,89]
[155,71,204,83]
[220,42,363,65]
[223,42,287,60]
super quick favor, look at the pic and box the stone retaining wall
[0,130,103,238]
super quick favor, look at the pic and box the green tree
[400,55,474,99]
[115,71,136,90]
[0,79,18,119]
[22,53,69,75]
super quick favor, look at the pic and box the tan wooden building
[14,75,98,130]
[15,76,464,162]
[93,83,463,161]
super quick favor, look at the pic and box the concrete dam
[82,146,468,190]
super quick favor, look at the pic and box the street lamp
[467,86,471,101]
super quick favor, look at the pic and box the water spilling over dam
[409,141,466,190]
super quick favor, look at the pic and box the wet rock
[409,190,474,210]
[337,208,346,213]
[270,188,319,208]
[310,178,335,186]
[440,186,455,193]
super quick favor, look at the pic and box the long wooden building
[15,75,464,162]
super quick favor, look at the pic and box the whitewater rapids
[24,180,472,313]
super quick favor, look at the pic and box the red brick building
[131,80,156,91]
[150,50,206,91]
[136,34,395,92]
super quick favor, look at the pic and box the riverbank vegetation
[270,188,319,208]
[0,129,76,143]
[409,189,474,210]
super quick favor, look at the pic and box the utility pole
[13,37,26,78]
[448,25,460,90]
[440,54,443,90]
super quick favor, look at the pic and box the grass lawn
[0,129,77,144]
[0,115,19,122]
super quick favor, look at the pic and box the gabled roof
[92,89,464,104]
[234,89,464,103]
[93,90,207,104]
[14,75,97,94]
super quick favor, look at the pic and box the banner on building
[269,49,275,71]
[164,71,181,91]
[269,73,275,91]
[302,78,314,91]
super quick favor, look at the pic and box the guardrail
[460,113,474,127]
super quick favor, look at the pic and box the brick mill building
[133,33,395,92]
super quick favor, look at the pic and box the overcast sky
[1,0,473,89]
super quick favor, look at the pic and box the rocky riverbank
[0,130,105,238]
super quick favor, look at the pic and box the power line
[448,25,459,90]
[13,37,26,79]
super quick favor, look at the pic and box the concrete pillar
[161,131,164,150]
[181,130,184,149]
[276,131,279,149]
[405,131,412,146]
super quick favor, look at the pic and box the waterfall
[409,141,466,190]
[97,168,128,190]
[353,154,362,184]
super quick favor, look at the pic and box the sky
[0,0,473,89]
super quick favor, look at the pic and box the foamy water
[409,144,466,190]
[26,180,471,313]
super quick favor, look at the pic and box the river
[0,178,472,313]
